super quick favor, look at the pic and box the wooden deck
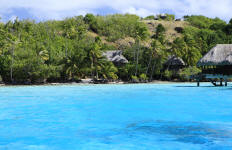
[194,74,232,86]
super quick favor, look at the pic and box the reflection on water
[126,120,232,146]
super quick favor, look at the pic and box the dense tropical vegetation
[0,14,232,84]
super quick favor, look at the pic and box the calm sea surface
[0,83,232,150]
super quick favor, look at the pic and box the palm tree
[101,62,118,80]
[149,40,165,81]
[64,50,86,81]
[89,37,106,79]
[89,47,104,79]
[65,56,78,81]
[134,25,149,77]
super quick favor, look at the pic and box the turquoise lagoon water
[0,83,232,150]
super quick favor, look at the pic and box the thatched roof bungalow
[197,44,232,75]
[198,44,232,66]
[164,55,185,70]
[196,44,232,86]
[103,50,128,65]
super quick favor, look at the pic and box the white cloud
[9,15,17,22]
[122,7,153,17]
[0,0,231,21]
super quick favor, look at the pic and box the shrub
[155,24,166,40]
[0,75,2,83]
[139,73,148,82]
[144,15,155,20]
[163,70,173,80]
[84,13,98,33]
[185,15,226,29]
[157,14,175,21]
[131,75,139,83]
[175,27,184,33]
[179,66,201,81]
[165,14,175,21]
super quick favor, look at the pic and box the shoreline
[0,80,200,87]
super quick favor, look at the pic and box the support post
[225,78,228,87]
[197,79,200,87]
[220,78,223,86]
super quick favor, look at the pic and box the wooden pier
[195,74,230,87]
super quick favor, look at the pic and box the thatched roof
[103,50,129,64]
[197,44,232,66]
[165,55,185,66]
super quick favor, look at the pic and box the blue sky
[0,0,231,22]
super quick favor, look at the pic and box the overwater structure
[196,44,232,86]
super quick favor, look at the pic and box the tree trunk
[135,40,140,76]
[96,69,99,80]
[149,60,156,82]
[133,46,136,63]
[146,52,152,76]
[65,38,68,57]
[91,61,94,79]
[10,46,14,83]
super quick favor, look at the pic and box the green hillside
[0,14,232,84]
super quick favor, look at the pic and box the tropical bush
[131,75,139,83]
[163,70,173,81]
[179,66,201,81]
[139,73,148,82]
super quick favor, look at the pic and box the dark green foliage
[0,16,119,83]
[155,24,166,39]
[224,21,232,35]
[165,14,175,21]
[174,27,184,33]
[172,35,202,66]
[185,15,226,29]
[179,66,201,81]
[0,14,231,84]
[157,14,175,21]
[84,13,98,33]
[172,16,230,66]
[144,15,155,20]
[156,24,166,35]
